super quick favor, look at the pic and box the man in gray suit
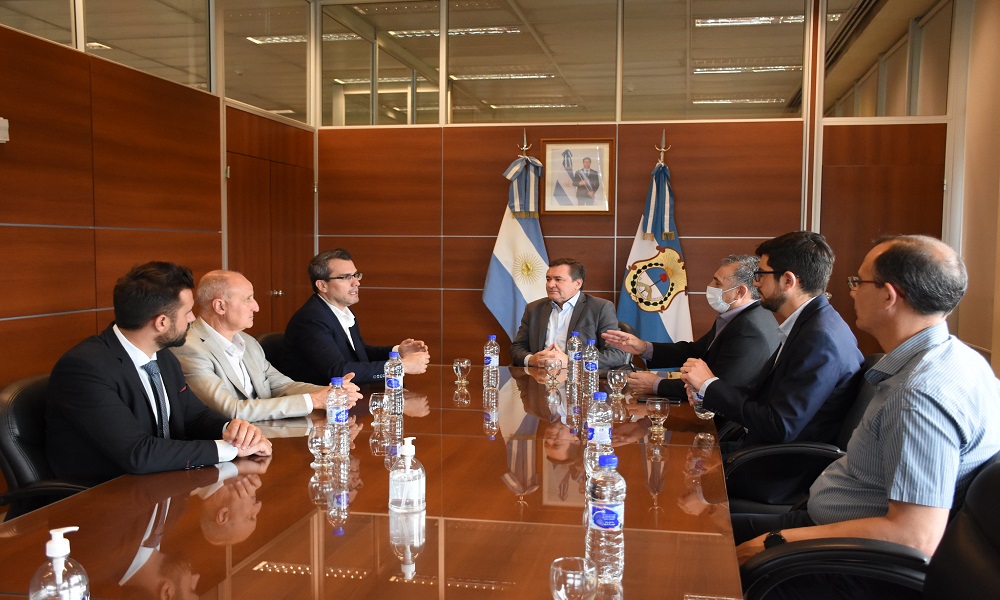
[510,257,629,369]
[173,270,360,422]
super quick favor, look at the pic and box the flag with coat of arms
[617,161,693,344]
[484,154,550,341]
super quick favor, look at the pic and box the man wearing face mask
[603,255,781,399]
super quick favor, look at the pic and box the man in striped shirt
[733,235,1000,587]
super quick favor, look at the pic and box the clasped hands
[309,371,363,411]
[530,343,567,368]
[224,419,272,457]
[398,338,431,374]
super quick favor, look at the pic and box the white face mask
[706,285,739,314]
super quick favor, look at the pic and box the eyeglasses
[846,276,878,290]
[325,272,363,282]
[753,270,780,282]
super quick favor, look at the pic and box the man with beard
[680,232,863,451]
[46,262,272,486]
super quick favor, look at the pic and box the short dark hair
[113,262,194,330]
[549,257,585,283]
[871,235,967,315]
[720,254,761,300]
[309,248,353,293]
[756,231,834,295]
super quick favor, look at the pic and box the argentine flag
[484,155,550,341]
[617,162,693,344]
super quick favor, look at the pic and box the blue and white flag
[617,162,693,344]
[484,155,550,341]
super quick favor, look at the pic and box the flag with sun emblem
[617,162,693,344]
[484,155,550,341]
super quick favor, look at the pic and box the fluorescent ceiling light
[694,13,840,27]
[691,97,786,105]
[268,109,295,115]
[247,33,360,44]
[85,42,112,50]
[488,103,578,109]
[249,26,518,45]
[449,73,554,81]
[694,65,802,74]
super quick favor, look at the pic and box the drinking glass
[453,358,471,386]
[606,368,628,398]
[543,358,562,388]
[549,556,597,600]
[369,420,388,456]
[453,387,471,407]
[307,424,335,468]
[646,399,669,429]
[369,392,386,421]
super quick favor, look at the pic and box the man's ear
[152,314,170,333]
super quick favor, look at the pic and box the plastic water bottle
[586,454,626,584]
[566,331,582,403]
[383,414,403,470]
[325,377,351,456]
[385,351,405,416]
[483,387,499,440]
[582,338,599,402]
[29,527,89,600]
[484,334,500,389]
[389,437,426,512]
[585,391,614,477]
[325,455,351,535]
[689,384,715,420]
[390,508,426,580]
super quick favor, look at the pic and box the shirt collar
[777,295,818,340]
[866,321,951,384]
[113,323,158,365]
[199,317,245,357]
[717,299,756,325]
[318,294,356,328]
[551,290,581,312]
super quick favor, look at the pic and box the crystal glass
[307,424,336,468]
[646,399,669,429]
[606,368,628,398]
[550,556,597,600]
[453,358,471,386]
[543,358,562,388]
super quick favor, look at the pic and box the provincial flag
[484,155,550,341]
[617,162,693,344]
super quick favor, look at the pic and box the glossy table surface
[0,366,740,599]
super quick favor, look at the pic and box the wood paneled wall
[0,24,222,389]
[318,122,805,362]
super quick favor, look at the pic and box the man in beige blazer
[173,270,359,422]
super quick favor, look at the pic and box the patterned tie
[142,360,171,439]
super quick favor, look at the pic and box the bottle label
[572,351,582,361]
[330,408,349,424]
[484,355,493,366]
[584,360,598,372]
[587,425,611,444]
[333,491,350,507]
[590,502,624,530]
[483,411,496,422]
[386,376,402,390]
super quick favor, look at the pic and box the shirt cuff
[698,377,719,397]
[392,344,400,353]
[216,440,239,462]
[641,342,655,360]
[215,461,239,481]
[524,354,533,367]
[302,393,314,414]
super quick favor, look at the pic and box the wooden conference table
[0,366,741,599]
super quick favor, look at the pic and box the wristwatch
[764,530,787,549]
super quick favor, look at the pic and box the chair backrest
[0,375,54,491]
[832,353,884,450]
[617,321,639,369]
[256,331,290,374]
[924,454,1000,599]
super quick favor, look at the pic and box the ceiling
[0,0,950,124]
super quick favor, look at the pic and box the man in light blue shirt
[735,235,1000,579]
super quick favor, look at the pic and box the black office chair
[740,454,1000,600]
[0,375,87,521]
[724,353,884,514]
[257,331,291,374]
[616,320,641,370]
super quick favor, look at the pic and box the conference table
[0,365,742,599]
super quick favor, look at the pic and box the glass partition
[0,0,72,45]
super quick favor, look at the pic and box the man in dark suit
[681,232,863,449]
[46,262,272,486]
[602,254,781,399]
[284,248,430,385]
[510,257,629,369]
[572,157,601,205]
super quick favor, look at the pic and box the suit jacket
[650,301,781,399]
[572,168,600,201]
[284,294,394,385]
[46,324,231,486]
[171,318,323,422]
[510,293,629,369]
[703,294,863,447]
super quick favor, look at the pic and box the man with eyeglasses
[680,231,863,452]
[284,248,430,385]
[602,254,781,400]
[732,235,1000,597]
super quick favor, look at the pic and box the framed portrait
[541,138,615,214]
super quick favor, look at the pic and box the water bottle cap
[594,391,607,401]
[399,436,416,457]
[333,526,345,536]
[598,454,618,469]
[46,526,78,558]
[488,334,497,341]
[571,331,579,337]
[587,339,596,344]
[389,351,400,358]
[330,377,343,386]
[487,435,496,441]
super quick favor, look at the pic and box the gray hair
[195,270,239,312]
[720,255,761,300]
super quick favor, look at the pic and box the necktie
[142,501,169,548]
[142,361,171,439]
